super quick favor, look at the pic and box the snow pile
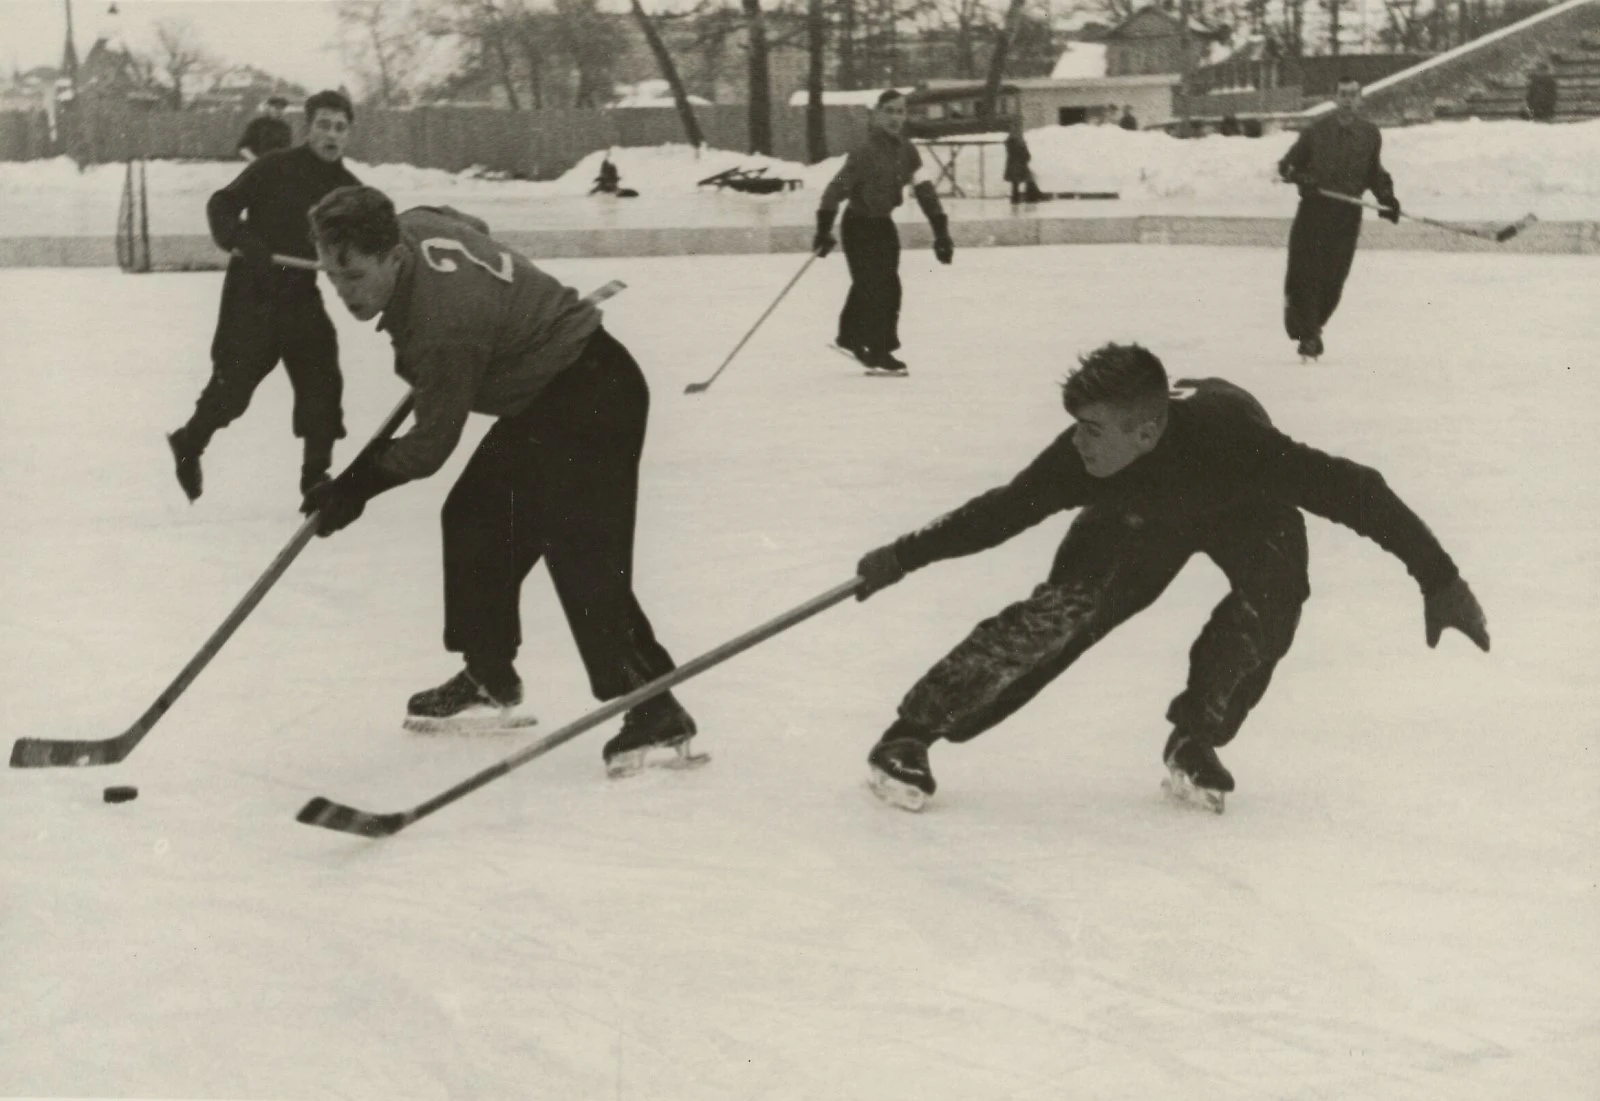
[1019,117,1600,214]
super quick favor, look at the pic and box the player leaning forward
[854,343,1488,812]
[301,185,699,776]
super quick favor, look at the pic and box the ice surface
[0,243,1596,1100]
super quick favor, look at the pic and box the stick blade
[1496,214,1537,243]
[684,381,710,394]
[296,795,412,838]
[11,734,133,769]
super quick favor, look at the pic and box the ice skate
[863,351,909,377]
[403,667,537,734]
[603,693,706,778]
[1296,334,1324,364]
[166,430,203,502]
[867,736,935,812]
[1161,731,1233,814]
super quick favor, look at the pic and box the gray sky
[2,0,348,90]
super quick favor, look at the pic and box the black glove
[856,544,907,602]
[1377,194,1402,224]
[299,448,408,538]
[1423,576,1489,652]
[813,209,838,258]
[930,214,954,265]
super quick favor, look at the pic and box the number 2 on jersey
[420,237,514,284]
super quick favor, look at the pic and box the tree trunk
[978,0,1026,121]
[742,0,773,155]
[806,0,826,162]
[629,0,705,147]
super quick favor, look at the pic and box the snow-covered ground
[1,243,1596,1099]
[2,117,1596,239]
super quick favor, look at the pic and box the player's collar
[377,243,417,335]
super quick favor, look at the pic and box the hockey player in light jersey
[300,185,700,777]
[852,343,1488,812]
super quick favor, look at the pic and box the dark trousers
[187,267,345,450]
[838,214,902,357]
[896,503,1310,749]
[440,328,677,702]
[1283,198,1363,342]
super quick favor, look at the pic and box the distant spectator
[590,152,638,197]
[1219,113,1242,136]
[1242,118,1264,138]
[1119,105,1139,131]
[1525,60,1558,122]
[1003,122,1042,204]
[237,95,292,161]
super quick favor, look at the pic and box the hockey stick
[1316,188,1536,244]
[685,253,816,395]
[296,578,862,837]
[9,279,627,770]
[230,250,322,271]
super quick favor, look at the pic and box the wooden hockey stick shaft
[9,279,626,770]
[1315,188,1530,243]
[685,253,817,394]
[296,578,863,837]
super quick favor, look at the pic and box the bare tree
[337,0,426,106]
[630,0,706,145]
[551,0,625,107]
[978,0,1025,119]
[741,0,773,155]
[423,0,524,108]
[150,19,213,109]
[806,0,827,161]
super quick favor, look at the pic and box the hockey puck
[103,785,138,804]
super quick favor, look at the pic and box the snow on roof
[785,87,914,107]
[1051,42,1108,80]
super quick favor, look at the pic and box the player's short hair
[309,186,400,258]
[876,89,904,107]
[304,89,354,124]
[1062,343,1169,420]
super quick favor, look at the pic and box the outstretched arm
[856,436,1083,599]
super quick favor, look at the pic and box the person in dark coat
[1276,79,1401,361]
[236,95,292,161]
[813,89,954,375]
[1004,121,1035,204]
[1525,60,1558,122]
[167,91,360,503]
[1119,106,1139,130]
[852,343,1489,813]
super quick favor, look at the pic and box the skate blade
[605,740,710,779]
[403,710,539,735]
[863,369,908,378]
[1161,769,1225,814]
[868,767,929,812]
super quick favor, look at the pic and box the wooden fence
[0,103,871,176]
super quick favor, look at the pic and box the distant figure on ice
[1276,78,1401,362]
[1003,121,1044,204]
[1118,105,1139,131]
[1525,60,1558,122]
[168,91,360,504]
[236,95,293,161]
[303,186,700,776]
[590,152,639,197]
[851,343,1489,814]
[813,89,954,376]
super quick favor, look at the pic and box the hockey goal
[114,158,152,272]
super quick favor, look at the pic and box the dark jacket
[207,144,361,276]
[1277,114,1394,203]
[236,116,293,159]
[892,377,1458,594]
[1003,134,1032,183]
[819,128,929,219]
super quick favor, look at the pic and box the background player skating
[303,186,699,777]
[813,89,953,376]
[1277,79,1401,363]
[168,90,361,503]
[852,343,1488,813]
